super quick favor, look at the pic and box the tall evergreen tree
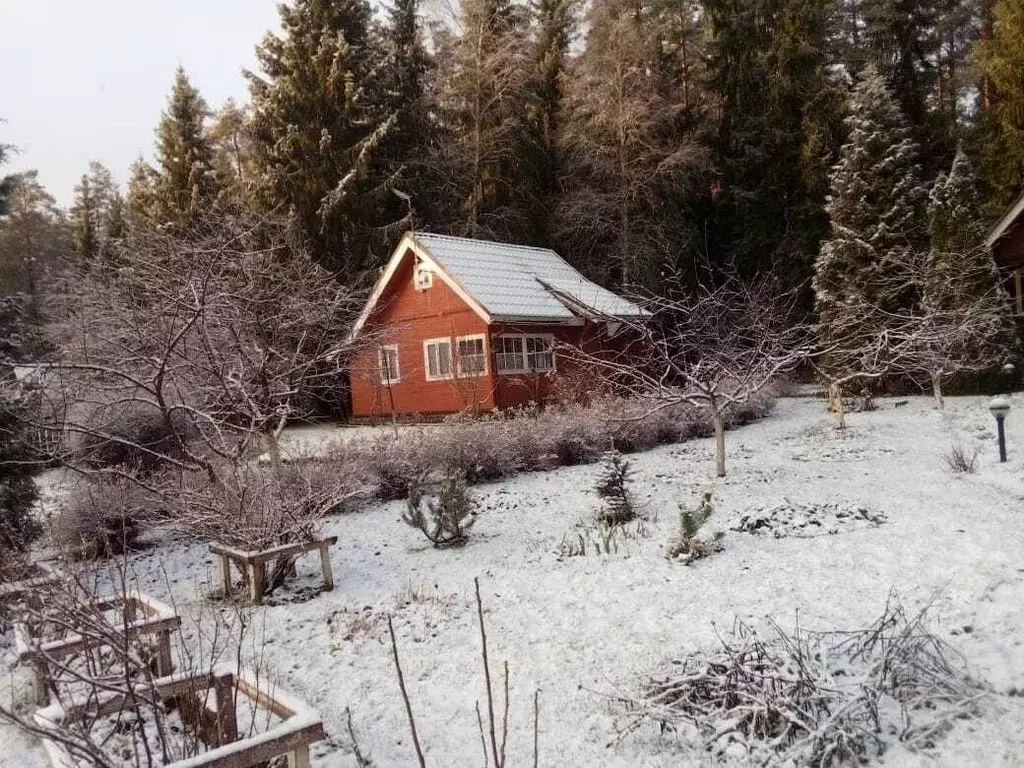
[248,0,396,273]
[209,99,256,210]
[151,67,220,229]
[376,0,436,234]
[555,0,706,287]
[432,0,535,241]
[706,0,841,290]
[977,0,1024,212]
[814,67,928,339]
[126,158,161,229]
[69,161,118,264]
[522,0,577,245]
[0,139,15,218]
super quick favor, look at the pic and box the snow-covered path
[5,396,1024,766]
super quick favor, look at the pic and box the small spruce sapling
[667,490,721,564]
[596,450,635,525]
[402,466,477,548]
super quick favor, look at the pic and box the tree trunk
[829,384,846,429]
[712,409,726,477]
[931,372,945,409]
[265,431,284,468]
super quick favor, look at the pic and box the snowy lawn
[5,396,1024,766]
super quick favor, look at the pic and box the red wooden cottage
[987,190,1024,336]
[348,232,644,418]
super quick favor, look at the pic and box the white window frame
[414,263,433,290]
[494,334,556,375]
[455,334,488,377]
[423,337,454,381]
[378,345,400,385]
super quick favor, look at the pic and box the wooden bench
[210,536,338,604]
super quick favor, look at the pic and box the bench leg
[288,745,311,768]
[219,555,233,597]
[249,563,265,604]
[319,547,334,591]
[156,629,174,676]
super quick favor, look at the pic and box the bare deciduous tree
[573,276,811,476]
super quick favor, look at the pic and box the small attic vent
[415,263,433,290]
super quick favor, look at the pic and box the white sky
[0,0,283,207]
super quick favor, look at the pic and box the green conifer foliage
[813,66,928,335]
[152,67,220,230]
[248,0,397,273]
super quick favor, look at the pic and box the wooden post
[31,661,48,706]
[249,562,265,604]
[319,545,334,591]
[155,629,173,676]
[219,555,233,597]
[288,745,312,768]
[213,673,238,747]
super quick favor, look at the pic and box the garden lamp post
[989,396,1011,463]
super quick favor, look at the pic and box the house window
[494,335,555,374]
[457,335,487,375]
[424,338,453,380]
[379,346,400,385]
[415,264,433,290]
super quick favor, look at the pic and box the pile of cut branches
[612,595,987,765]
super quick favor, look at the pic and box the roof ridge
[413,231,560,255]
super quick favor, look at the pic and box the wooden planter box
[15,591,181,706]
[34,664,326,768]
[210,536,337,604]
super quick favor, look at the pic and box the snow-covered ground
[6,396,1024,766]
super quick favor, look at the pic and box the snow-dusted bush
[365,431,435,500]
[616,596,987,764]
[596,451,636,525]
[402,467,477,548]
[944,442,978,474]
[71,401,197,472]
[440,416,525,482]
[666,490,720,564]
[51,479,145,559]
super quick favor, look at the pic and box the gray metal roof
[412,232,644,321]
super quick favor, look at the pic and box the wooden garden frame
[15,591,181,705]
[210,536,337,604]
[34,664,327,768]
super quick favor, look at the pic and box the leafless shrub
[51,479,148,560]
[70,402,198,472]
[611,595,987,764]
[366,431,435,500]
[945,442,978,474]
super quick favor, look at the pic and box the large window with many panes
[494,335,554,374]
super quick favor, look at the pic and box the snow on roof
[986,189,1024,249]
[412,232,644,321]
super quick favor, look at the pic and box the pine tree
[431,0,535,241]
[555,0,705,287]
[595,450,635,525]
[209,99,255,210]
[977,0,1024,212]
[813,67,928,376]
[248,0,397,273]
[151,67,220,230]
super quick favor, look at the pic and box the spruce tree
[70,161,118,264]
[126,158,160,229]
[922,148,1015,404]
[813,67,927,377]
[248,0,397,273]
[152,67,220,230]
[705,0,840,290]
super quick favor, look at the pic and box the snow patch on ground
[6,396,1024,766]
[730,499,887,538]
